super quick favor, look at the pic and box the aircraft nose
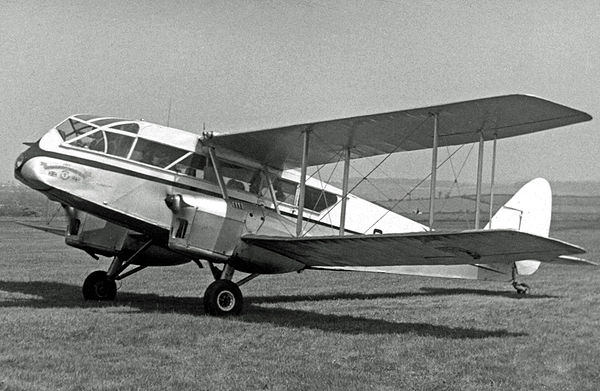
[14,148,51,190]
[15,152,26,171]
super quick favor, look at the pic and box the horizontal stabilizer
[15,221,65,236]
[549,255,598,266]
[242,229,585,268]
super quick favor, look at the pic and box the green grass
[0,217,599,391]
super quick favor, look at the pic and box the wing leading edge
[241,230,586,268]
[211,94,592,170]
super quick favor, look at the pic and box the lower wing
[241,229,589,268]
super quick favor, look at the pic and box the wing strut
[475,131,485,229]
[265,172,281,215]
[296,129,310,237]
[339,147,351,236]
[209,147,228,200]
[428,113,439,230]
[488,134,498,227]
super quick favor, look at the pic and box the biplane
[14,94,594,315]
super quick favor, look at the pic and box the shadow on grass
[0,280,527,338]
[241,304,526,338]
[418,287,559,299]
[251,287,558,304]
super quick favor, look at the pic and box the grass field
[0,214,599,390]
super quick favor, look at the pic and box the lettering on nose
[41,163,89,183]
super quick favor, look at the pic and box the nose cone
[14,146,51,191]
[14,150,29,183]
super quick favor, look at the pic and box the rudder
[484,178,552,275]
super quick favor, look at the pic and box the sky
[1,0,598,186]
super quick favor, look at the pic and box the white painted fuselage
[15,116,426,271]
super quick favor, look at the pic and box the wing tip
[515,93,593,122]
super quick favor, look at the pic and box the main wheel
[82,270,117,301]
[203,280,243,316]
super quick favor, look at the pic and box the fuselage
[15,115,427,270]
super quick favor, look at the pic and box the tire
[82,270,117,301]
[203,280,243,316]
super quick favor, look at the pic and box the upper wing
[211,94,591,170]
[241,230,586,267]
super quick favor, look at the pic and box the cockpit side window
[111,123,139,134]
[91,118,129,127]
[64,126,135,158]
[130,139,187,169]
[56,118,96,141]
[70,129,104,151]
[105,132,135,158]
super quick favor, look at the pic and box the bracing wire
[362,144,468,234]
[46,202,64,225]
[438,143,476,226]
[301,116,430,236]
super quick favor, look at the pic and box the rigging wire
[438,143,476,226]
[301,116,430,236]
[362,144,467,234]
[308,127,409,213]
[46,202,64,225]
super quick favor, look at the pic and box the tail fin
[485,178,552,275]
[484,177,551,235]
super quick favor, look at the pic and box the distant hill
[2,178,600,218]
[541,181,600,197]
[333,177,600,201]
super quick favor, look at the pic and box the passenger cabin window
[272,178,297,205]
[220,161,264,195]
[304,186,338,213]
[172,153,212,180]
[270,178,337,212]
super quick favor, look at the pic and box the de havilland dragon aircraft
[15,94,595,316]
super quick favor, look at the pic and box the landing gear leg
[82,240,152,301]
[511,263,530,295]
[203,264,243,316]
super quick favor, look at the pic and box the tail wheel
[82,270,117,301]
[204,280,243,316]
[512,281,530,295]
